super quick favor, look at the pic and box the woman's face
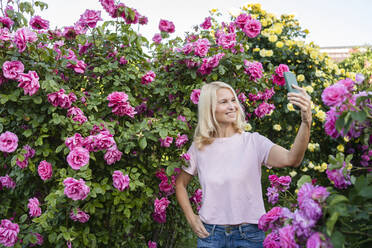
[215,88,239,126]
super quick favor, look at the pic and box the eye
[232,98,236,102]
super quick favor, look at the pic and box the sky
[37,0,372,48]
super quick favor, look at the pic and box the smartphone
[283,71,300,110]
[283,71,300,94]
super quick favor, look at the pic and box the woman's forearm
[175,184,196,223]
[288,121,311,167]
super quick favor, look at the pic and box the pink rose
[154,197,170,214]
[67,147,90,170]
[321,83,349,107]
[194,38,210,57]
[275,64,290,77]
[158,19,175,33]
[258,206,282,231]
[94,131,115,150]
[235,13,251,29]
[175,134,188,148]
[2,61,24,80]
[16,158,28,169]
[63,177,90,201]
[243,18,261,38]
[0,131,18,153]
[190,89,201,104]
[104,146,122,165]
[159,136,173,147]
[67,107,84,117]
[65,133,84,150]
[29,15,49,30]
[279,225,298,248]
[112,170,130,191]
[13,27,38,53]
[38,160,52,181]
[152,33,162,44]
[0,28,12,41]
[244,60,263,82]
[27,197,41,217]
[0,219,20,247]
[217,33,236,49]
[17,71,40,96]
[180,153,190,161]
[141,71,156,85]
[78,9,102,28]
[200,17,211,29]
[0,16,14,29]
[70,208,90,223]
[0,175,16,189]
[148,241,157,248]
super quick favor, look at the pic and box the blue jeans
[197,223,265,248]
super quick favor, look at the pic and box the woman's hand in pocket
[188,214,209,238]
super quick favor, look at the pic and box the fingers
[191,215,210,238]
[288,95,311,111]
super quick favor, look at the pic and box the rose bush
[0,1,370,247]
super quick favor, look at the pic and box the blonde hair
[194,81,246,150]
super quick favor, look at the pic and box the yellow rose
[289,171,297,177]
[310,51,318,60]
[308,162,315,169]
[302,167,308,172]
[276,41,284,48]
[261,19,268,27]
[266,50,273,57]
[344,136,350,142]
[245,123,252,131]
[268,35,278,42]
[347,163,353,170]
[315,110,326,122]
[259,49,266,57]
[253,47,260,52]
[321,162,328,171]
[273,124,282,131]
[305,86,314,94]
[210,8,218,13]
[323,81,330,88]
[308,143,316,152]
[287,103,295,111]
[314,165,321,171]
[303,29,309,34]
[337,144,344,152]
[287,125,292,131]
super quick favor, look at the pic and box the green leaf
[139,137,147,150]
[296,175,312,189]
[359,186,372,198]
[330,231,345,248]
[22,129,32,137]
[351,110,366,122]
[328,194,349,206]
[19,214,28,223]
[159,129,168,139]
[335,116,344,132]
[33,96,42,104]
[326,212,339,236]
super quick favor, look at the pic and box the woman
[175,81,312,247]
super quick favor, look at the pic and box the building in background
[320,45,370,63]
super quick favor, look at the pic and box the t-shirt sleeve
[252,132,275,167]
[182,142,198,175]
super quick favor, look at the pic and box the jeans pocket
[239,225,265,243]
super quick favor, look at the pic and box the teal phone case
[283,71,300,93]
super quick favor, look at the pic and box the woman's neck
[217,125,236,138]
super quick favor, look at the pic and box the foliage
[0,1,370,248]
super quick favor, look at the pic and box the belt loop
[211,224,216,236]
[239,225,243,235]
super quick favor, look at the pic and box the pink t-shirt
[182,131,275,225]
